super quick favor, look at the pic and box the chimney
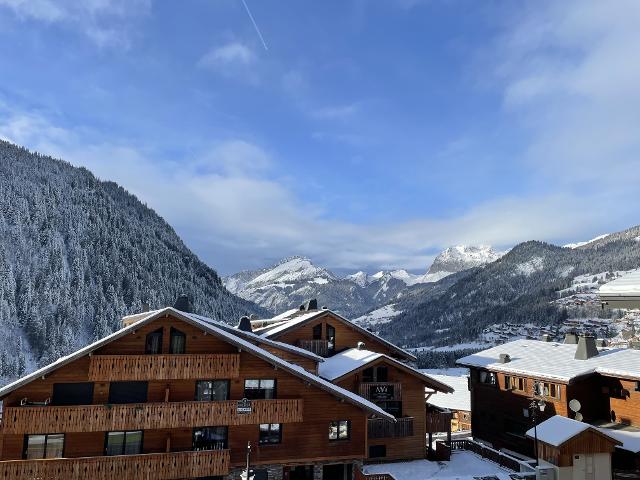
[596,338,607,348]
[299,299,318,311]
[173,294,192,313]
[357,341,366,350]
[237,316,253,332]
[575,334,599,360]
[564,331,578,344]
[541,334,551,342]
[499,353,511,363]
[142,301,150,313]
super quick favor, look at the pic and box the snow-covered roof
[600,269,640,296]
[319,348,453,393]
[254,308,416,361]
[424,374,471,412]
[526,416,619,448]
[0,308,393,420]
[457,339,640,383]
[598,426,640,453]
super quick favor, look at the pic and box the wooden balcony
[1,398,303,434]
[0,449,229,480]
[368,417,414,439]
[88,354,240,381]
[358,382,402,402]
[426,411,452,433]
[297,339,330,357]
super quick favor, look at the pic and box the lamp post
[529,381,547,468]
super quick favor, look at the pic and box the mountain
[0,141,266,383]
[224,245,503,318]
[375,227,640,349]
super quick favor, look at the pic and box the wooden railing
[1,398,303,434]
[88,354,240,381]
[355,466,396,480]
[426,411,452,433]
[0,449,230,480]
[358,382,402,402]
[368,417,414,439]
[297,340,330,357]
[446,439,536,473]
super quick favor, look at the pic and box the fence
[443,439,536,473]
[355,466,396,480]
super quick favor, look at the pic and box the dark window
[377,400,402,417]
[362,367,374,383]
[322,464,352,480]
[23,434,64,459]
[195,380,230,401]
[326,325,336,354]
[52,383,94,406]
[478,371,497,386]
[636,382,640,392]
[259,423,282,445]
[312,324,322,340]
[170,327,186,354]
[105,430,143,456]
[244,379,276,399]
[193,426,228,451]
[362,366,388,383]
[368,445,387,458]
[251,469,269,480]
[376,366,388,382]
[329,420,350,441]
[145,328,163,354]
[288,465,314,480]
[108,381,148,404]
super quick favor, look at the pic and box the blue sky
[1,0,639,275]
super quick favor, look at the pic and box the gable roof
[457,339,640,383]
[0,308,393,420]
[526,415,621,448]
[424,373,471,411]
[318,347,453,393]
[253,309,416,361]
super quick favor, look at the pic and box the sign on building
[237,398,252,414]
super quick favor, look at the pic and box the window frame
[258,423,282,445]
[243,379,277,400]
[145,328,163,354]
[169,327,187,354]
[192,426,228,451]
[195,380,230,402]
[329,420,351,441]
[104,430,144,456]
[23,433,65,459]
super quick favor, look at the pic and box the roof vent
[357,341,366,350]
[499,353,511,363]
[173,294,192,313]
[300,299,318,311]
[321,306,328,310]
[596,338,607,348]
[564,331,578,344]
[237,316,253,332]
[575,334,598,360]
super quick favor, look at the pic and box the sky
[0,0,639,275]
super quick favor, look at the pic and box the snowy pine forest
[0,141,264,383]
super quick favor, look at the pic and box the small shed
[526,415,622,480]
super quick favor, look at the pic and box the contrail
[240,0,268,51]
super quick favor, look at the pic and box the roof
[526,415,620,448]
[254,308,416,361]
[0,308,394,420]
[457,339,640,383]
[424,373,471,411]
[597,426,640,453]
[600,270,640,296]
[318,348,453,393]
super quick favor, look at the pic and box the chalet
[0,306,396,480]
[249,303,453,462]
[600,270,640,308]
[425,374,471,432]
[457,334,640,475]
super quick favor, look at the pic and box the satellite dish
[575,412,584,422]
[569,399,582,413]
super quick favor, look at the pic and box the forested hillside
[0,141,265,383]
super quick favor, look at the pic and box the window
[312,324,322,340]
[52,383,94,406]
[145,328,163,354]
[259,423,282,445]
[505,376,527,392]
[105,430,143,456]
[326,325,336,355]
[193,426,228,451]
[24,434,64,459]
[635,381,640,392]
[376,400,402,417]
[195,380,230,401]
[244,379,276,399]
[329,420,350,441]
[537,382,561,400]
[108,381,148,404]
[362,366,388,383]
[369,445,386,458]
[170,327,186,354]
[478,371,497,386]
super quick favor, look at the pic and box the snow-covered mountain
[426,245,505,276]
[564,234,610,249]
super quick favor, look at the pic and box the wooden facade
[0,311,385,479]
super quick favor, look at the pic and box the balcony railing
[368,417,414,439]
[88,354,240,381]
[297,339,330,357]
[1,398,303,434]
[358,382,402,402]
[0,449,230,480]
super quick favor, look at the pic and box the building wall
[605,377,640,426]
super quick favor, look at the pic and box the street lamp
[529,382,547,467]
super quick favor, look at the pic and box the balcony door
[52,382,94,406]
[145,328,163,354]
[326,324,336,356]
[193,426,228,451]
[108,381,148,404]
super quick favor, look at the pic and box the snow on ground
[363,451,515,480]
[514,256,544,276]
[354,304,402,326]
[421,367,469,377]
[563,233,610,249]
[410,342,493,353]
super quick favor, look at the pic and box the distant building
[424,374,471,432]
[600,270,640,309]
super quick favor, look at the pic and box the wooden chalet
[0,306,396,480]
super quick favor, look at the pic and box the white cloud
[198,42,260,83]
[311,104,359,120]
[0,0,150,47]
